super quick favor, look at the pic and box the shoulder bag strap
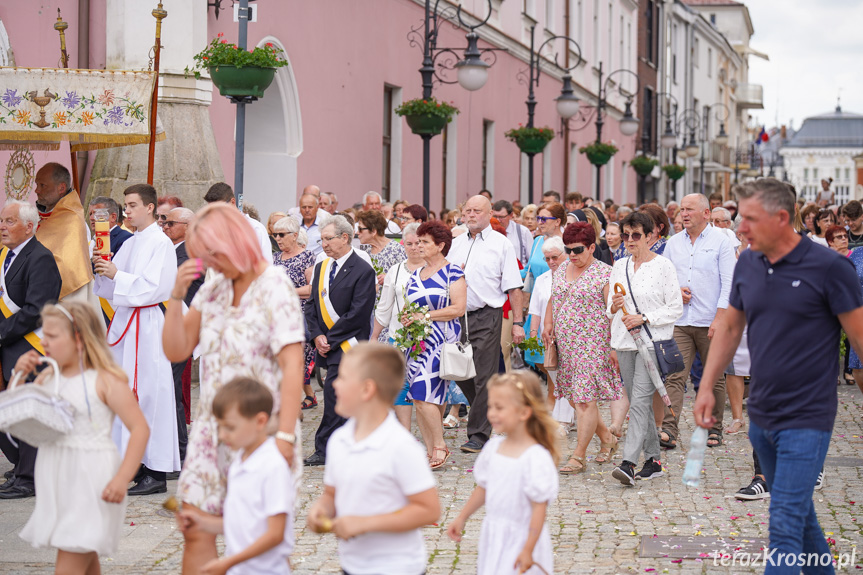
[393,263,403,315]
[443,263,469,343]
[624,259,655,341]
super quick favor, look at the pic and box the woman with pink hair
[162,203,305,573]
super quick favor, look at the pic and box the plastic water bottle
[682,427,708,487]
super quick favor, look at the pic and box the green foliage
[395,97,459,120]
[662,163,687,181]
[515,336,544,354]
[185,33,288,79]
[504,125,556,144]
[629,155,659,175]
[578,141,619,156]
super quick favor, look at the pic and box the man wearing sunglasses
[661,193,737,450]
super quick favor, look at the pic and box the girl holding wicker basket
[15,302,149,573]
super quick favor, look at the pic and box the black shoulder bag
[624,260,685,378]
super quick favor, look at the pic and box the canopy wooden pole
[54,10,80,197]
[147,2,167,185]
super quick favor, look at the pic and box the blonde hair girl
[447,371,560,575]
[18,302,149,574]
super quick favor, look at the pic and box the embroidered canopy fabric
[0,67,165,151]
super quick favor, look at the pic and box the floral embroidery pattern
[0,87,148,129]
[2,89,22,107]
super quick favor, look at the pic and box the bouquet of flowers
[393,295,433,360]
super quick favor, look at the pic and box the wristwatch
[513,320,525,327]
[641,314,649,324]
[275,431,296,445]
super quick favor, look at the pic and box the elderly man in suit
[303,215,376,466]
[0,201,63,499]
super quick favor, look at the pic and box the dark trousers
[171,358,190,462]
[314,348,346,457]
[0,434,36,488]
[456,306,502,446]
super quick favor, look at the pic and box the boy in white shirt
[307,343,440,575]
[180,378,294,575]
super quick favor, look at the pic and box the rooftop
[784,106,863,148]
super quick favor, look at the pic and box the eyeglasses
[157,214,167,221]
[318,235,341,244]
[621,232,643,241]
[712,219,731,224]
[564,245,587,255]
[832,234,848,240]
[357,226,370,232]
[273,232,295,239]
[544,253,563,261]
[536,216,557,223]
[163,221,187,228]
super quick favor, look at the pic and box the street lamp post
[521,25,582,204]
[231,0,253,209]
[658,99,728,197]
[409,0,497,209]
[565,62,640,201]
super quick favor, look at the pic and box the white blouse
[606,255,683,351]
[528,269,553,331]
[375,261,417,336]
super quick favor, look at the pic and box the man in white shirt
[294,193,325,256]
[661,193,737,449]
[491,200,533,264]
[448,195,525,453]
[203,183,271,259]
[288,184,321,220]
[361,191,400,234]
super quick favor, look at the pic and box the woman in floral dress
[163,204,305,574]
[543,222,621,474]
[357,210,406,340]
[272,216,318,409]
[402,221,466,469]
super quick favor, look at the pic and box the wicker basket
[0,358,75,447]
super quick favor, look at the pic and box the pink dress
[551,259,622,403]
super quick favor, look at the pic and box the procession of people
[0,167,862,575]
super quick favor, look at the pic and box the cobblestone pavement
[2,380,861,574]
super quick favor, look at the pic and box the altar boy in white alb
[94,184,180,496]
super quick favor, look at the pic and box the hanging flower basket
[208,66,276,99]
[630,155,659,177]
[579,142,618,166]
[662,164,687,181]
[185,34,288,99]
[505,126,555,155]
[395,97,459,136]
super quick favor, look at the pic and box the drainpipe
[563,0,571,193]
[76,0,90,196]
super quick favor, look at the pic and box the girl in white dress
[17,302,149,574]
[447,371,560,574]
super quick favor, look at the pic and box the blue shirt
[296,210,324,256]
[729,236,862,432]
[663,225,737,327]
[521,236,549,289]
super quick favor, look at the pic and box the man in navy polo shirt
[694,178,863,573]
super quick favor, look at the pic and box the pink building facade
[1,0,641,213]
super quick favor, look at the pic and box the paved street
[1,379,861,574]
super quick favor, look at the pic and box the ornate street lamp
[520,24,583,203]
[408,0,498,209]
[564,63,640,201]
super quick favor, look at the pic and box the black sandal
[301,395,318,410]
[707,433,723,447]
[659,430,677,449]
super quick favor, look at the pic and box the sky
[745,0,863,130]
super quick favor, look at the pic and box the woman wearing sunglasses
[272,216,318,409]
[608,212,683,485]
[521,203,566,295]
[542,222,621,474]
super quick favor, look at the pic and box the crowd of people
[1,162,862,574]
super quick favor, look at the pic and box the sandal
[707,433,723,447]
[659,430,677,449]
[301,395,317,410]
[443,414,459,429]
[595,437,618,464]
[430,446,450,470]
[559,455,586,475]
[725,418,745,434]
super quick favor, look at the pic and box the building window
[607,2,613,67]
[707,47,712,77]
[813,168,818,181]
[482,120,494,191]
[545,0,555,32]
[846,168,851,181]
[619,15,624,71]
[441,124,448,208]
[382,86,394,200]
[593,0,599,65]
[524,0,536,17]
[710,13,716,25]
[646,0,655,64]
[804,168,809,181]
[642,87,654,154]
[693,37,700,68]
[577,0,584,43]
[672,23,678,84]
[836,168,841,181]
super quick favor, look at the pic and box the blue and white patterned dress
[405,263,464,404]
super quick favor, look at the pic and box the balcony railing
[736,83,764,109]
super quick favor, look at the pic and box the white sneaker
[814,470,825,491]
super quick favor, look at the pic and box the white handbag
[0,357,74,447]
[439,269,476,382]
